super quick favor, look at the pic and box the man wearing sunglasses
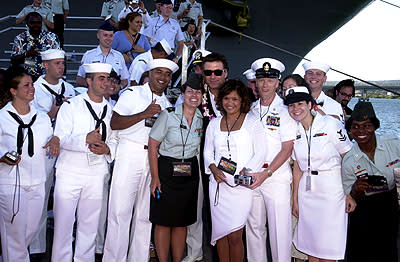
[333,78,355,121]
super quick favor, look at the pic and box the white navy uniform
[247,95,296,262]
[128,50,153,84]
[29,75,75,254]
[52,92,116,262]
[143,16,184,48]
[203,114,267,245]
[77,46,129,81]
[315,91,344,124]
[177,0,203,27]
[103,83,171,262]
[0,102,53,262]
[292,113,352,260]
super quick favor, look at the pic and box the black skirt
[150,155,199,227]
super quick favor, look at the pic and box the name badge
[87,152,104,166]
[306,174,311,191]
[217,156,237,176]
[145,116,157,127]
[172,162,192,176]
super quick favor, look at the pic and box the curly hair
[216,79,251,115]
[118,12,142,31]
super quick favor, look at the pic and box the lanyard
[154,16,167,34]
[179,105,192,162]
[225,113,241,160]
[259,101,270,123]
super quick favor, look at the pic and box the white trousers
[246,181,292,262]
[29,171,53,254]
[0,183,45,262]
[103,142,152,262]
[51,170,105,262]
[95,171,111,254]
[185,173,204,258]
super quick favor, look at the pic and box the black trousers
[345,188,399,262]
[53,14,65,47]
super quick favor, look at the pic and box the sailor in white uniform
[117,0,151,30]
[302,61,343,123]
[0,66,58,262]
[103,59,178,262]
[29,48,75,257]
[246,58,296,262]
[51,63,117,262]
[285,86,355,261]
[128,39,172,86]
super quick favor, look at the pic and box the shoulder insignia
[337,129,347,141]
[166,107,175,113]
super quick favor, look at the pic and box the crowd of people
[0,0,399,262]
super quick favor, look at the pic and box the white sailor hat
[41,49,65,61]
[159,39,173,55]
[302,61,330,73]
[192,49,211,65]
[284,86,313,105]
[127,0,139,4]
[251,58,285,79]
[242,69,256,80]
[83,63,112,74]
[147,59,179,73]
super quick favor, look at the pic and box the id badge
[172,162,192,176]
[305,170,311,191]
[145,116,157,127]
[217,156,237,176]
[87,152,104,166]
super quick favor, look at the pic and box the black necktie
[84,100,108,142]
[42,82,65,102]
[316,101,324,107]
[7,111,37,157]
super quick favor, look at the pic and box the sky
[293,0,400,81]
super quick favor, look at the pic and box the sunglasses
[203,69,225,76]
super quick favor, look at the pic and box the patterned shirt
[11,30,60,77]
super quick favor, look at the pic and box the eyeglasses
[339,91,353,98]
[203,69,225,76]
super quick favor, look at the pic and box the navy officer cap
[99,20,114,31]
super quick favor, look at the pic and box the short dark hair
[4,65,30,95]
[281,74,308,88]
[202,53,229,71]
[216,79,251,115]
[333,79,355,99]
[25,12,42,23]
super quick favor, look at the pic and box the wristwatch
[266,169,273,177]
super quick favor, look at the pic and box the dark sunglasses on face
[203,69,225,76]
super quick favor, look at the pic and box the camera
[55,95,63,106]
[234,175,253,186]
[5,151,19,163]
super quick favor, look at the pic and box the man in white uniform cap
[29,48,75,258]
[243,68,258,101]
[103,59,178,262]
[128,39,172,86]
[247,58,297,262]
[302,61,343,122]
[52,63,117,262]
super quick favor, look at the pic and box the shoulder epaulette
[166,107,175,113]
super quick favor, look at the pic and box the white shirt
[203,113,267,177]
[143,16,184,48]
[33,75,76,113]
[128,50,153,83]
[177,0,203,27]
[77,46,129,80]
[292,113,352,172]
[209,91,221,117]
[0,102,53,186]
[315,91,344,124]
[250,95,297,180]
[54,92,117,175]
[113,83,172,145]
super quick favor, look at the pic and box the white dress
[292,113,352,260]
[203,113,267,245]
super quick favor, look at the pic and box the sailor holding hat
[302,61,343,122]
[246,58,296,262]
[29,48,75,257]
[52,63,117,262]
[103,59,178,262]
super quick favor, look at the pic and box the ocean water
[348,98,400,138]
